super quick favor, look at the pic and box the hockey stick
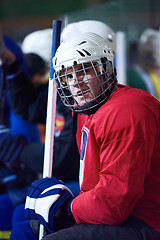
[39,19,62,239]
[115,31,127,85]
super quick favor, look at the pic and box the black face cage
[54,57,117,115]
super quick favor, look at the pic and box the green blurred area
[0,0,159,43]
[0,0,108,19]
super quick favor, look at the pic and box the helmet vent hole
[77,50,85,57]
[82,49,91,56]
[78,41,87,45]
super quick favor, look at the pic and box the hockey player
[127,28,160,100]
[10,32,160,240]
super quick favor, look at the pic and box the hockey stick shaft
[39,19,62,239]
[115,31,127,85]
[43,19,62,178]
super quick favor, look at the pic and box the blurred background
[0,0,160,44]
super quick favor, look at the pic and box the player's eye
[66,74,73,81]
[60,76,67,85]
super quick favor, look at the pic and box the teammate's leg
[11,204,25,226]
[0,193,15,230]
[9,220,37,240]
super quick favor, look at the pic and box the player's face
[60,63,104,106]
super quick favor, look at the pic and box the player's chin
[75,96,93,106]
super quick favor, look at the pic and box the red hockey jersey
[72,84,160,232]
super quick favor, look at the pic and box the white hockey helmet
[53,32,117,115]
[61,20,116,54]
[21,29,52,65]
[139,29,160,67]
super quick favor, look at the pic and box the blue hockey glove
[25,177,74,233]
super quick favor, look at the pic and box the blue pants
[0,194,14,240]
[9,221,36,240]
[12,204,25,227]
[0,194,26,232]
[0,194,15,231]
